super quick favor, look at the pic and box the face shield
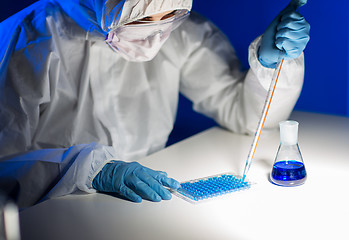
[105,9,190,62]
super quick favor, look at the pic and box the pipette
[241,0,307,182]
[241,55,284,182]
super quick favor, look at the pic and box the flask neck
[279,121,299,145]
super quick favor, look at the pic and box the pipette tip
[241,175,246,183]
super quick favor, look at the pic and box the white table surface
[19,111,349,240]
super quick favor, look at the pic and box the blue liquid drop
[271,160,306,186]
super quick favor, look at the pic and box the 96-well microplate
[174,173,251,203]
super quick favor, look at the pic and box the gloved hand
[92,161,180,202]
[258,4,310,68]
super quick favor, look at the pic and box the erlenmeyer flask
[270,120,306,186]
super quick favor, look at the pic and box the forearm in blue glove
[92,161,180,203]
[258,4,310,68]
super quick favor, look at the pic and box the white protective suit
[0,0,304,207]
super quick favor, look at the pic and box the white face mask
[105,10,190,62]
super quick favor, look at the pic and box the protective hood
[77,0,192,33]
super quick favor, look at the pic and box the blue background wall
[172,0,349,144]
[1,0,348,145]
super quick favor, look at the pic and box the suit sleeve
[0,7,115,208]
[178,13,304,134]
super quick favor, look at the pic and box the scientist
[0,0,310,207]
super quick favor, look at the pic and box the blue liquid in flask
[271,160,306,186]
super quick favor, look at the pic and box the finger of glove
[284,49,301,60]
[125,174,162,202]
[275,38,306,59]
[157,176,181,190]
[155,170,168,177]
[119,184,142,203]
[137,170,172,200]
[281,11,304,22]
[276,37,309,53]
[276,28,310,42]
[277,18,309,32]
[140,167,180,190]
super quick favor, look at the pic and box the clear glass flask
[270,120,307,186]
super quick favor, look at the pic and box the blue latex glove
[258,4,310,68]
[92,161,180,202]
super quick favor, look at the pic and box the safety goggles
[125,9,190,27]
[105,9,190,61]
[106,9,190,42]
